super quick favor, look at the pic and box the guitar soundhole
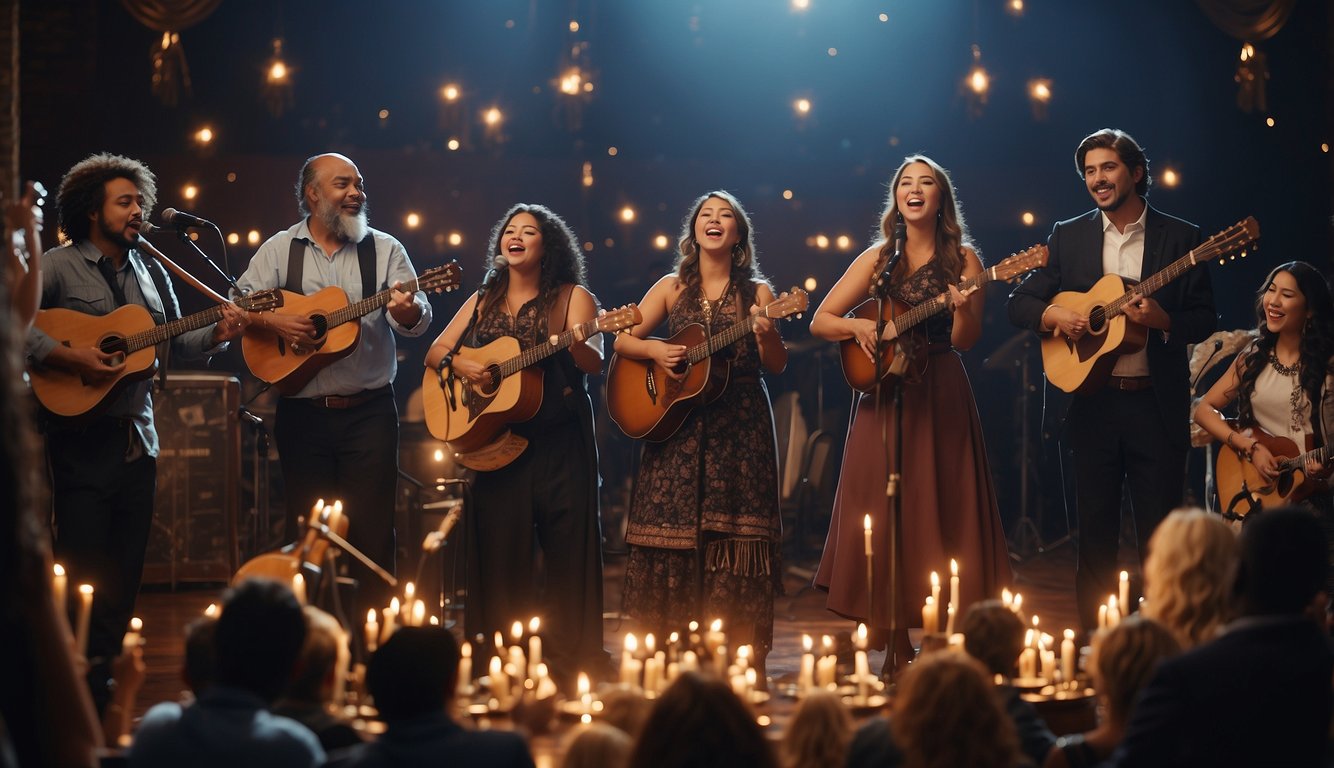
[99,336,128,357]
[310,314,329,340]
[479,366,502,396]
[1087,306,1107,335]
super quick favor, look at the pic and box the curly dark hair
[674,190,768,308]
[479,203,587,339]
[1233,261,1334,430]
[890,653,1020,768]
[55,153,156,243]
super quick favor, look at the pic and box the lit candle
[52,564,67,620]
[292,573,306,605]
[577,671,592,715]
[1108,595,1121,627]
[643,654,662,694]
[923,596,937,635]
[744,667,757,699]
[1031,614,1040,642]
[528,617,542,679]
[122,617,143,656]
[945,603,956,636]
[798,634,815,692]
[204,603,218,617]
[365,609,379,653]
[488,655,508,706]
[736,643,751,671]
[457,641,472,695]
[511,620,524,644]
[949,558,960,621]
[1119,571,1130,616]
[1001,587,1012,607]
[384,598,400,641]
[411,599,425,628]
[863,514,873,556]
[865,515,874,622]
[1041,648,1056,683]
[931,571,942,625]
[1012,593,1023,614]
[1098,604,1108,630]
[1061,629,1076,685]
[404,581,416,615]
[622,633,639,687]
[74,584,93,658]
[855,648,870,703]
[1019,643,1037,680]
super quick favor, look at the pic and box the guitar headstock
[1195,216,1260,264]
[992,244,1049,282]
[418,262,463,294]
[596,303,643,333]
[238,288,284,312]
[765,287,810,321]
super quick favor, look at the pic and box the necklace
[700,280,732,325]
[1269,352,1301,376]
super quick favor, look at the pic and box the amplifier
[143,372,241,586]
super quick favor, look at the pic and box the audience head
[962,599,1026,676]
[890,652,1020,768]
[1090,616,1181,727]
[283,606,350,707]
[214,578,306,703]
[1143,507,1238,648]
[182,616,218,695]
[627,671,776,768]
[562,722,632,768]
[599,688,653,740]
[367,626,458,722]
[1235,507,1328,616]
[780,690,851,768]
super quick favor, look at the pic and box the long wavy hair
[1090,616,1181,726]
[870,155,976,295]
[1142,508,1238,648]
[890,653,1020,768]
[1233,261,1334,431]
[627,671,777,768]
[780,691,852,768]
[674,190,767,308]
[478,203,588,339]
[55,153,157,243]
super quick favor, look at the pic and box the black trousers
[275,390,399,614]
[466,419,604,678]
[47,417,156,710]
[1067,387,1186,631]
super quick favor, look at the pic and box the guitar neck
[889,269,994,334]
[687,312,761,364]
[1104,243,1215,322]
[122,303,229,354]
[497,316,600,377]
[1281,444,1330,472]
[327,276,422,329]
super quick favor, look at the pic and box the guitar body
[1040,274,1149,394]
[839,297,914,393]
[606,323,714,442]
[420,336,545,453]
[29,304,160,417]
[1216,425,1323,518]
[242,286,362,395]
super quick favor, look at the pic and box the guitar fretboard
[1104,224,1253,321]
[1280,444,1330,472]
[114,295,267,355]
[497,318,600,378]
[327,275,425,329]
[888,269,994,334]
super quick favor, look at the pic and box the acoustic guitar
[839,245,1049,392]
[242,263,462,395]
[607,288,808,442]
[1215,423,1330,518]
[421,304,643,453]
[29,288,283,417]
[1040,217,1259,394]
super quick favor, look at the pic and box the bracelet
[1039,304,1057,332]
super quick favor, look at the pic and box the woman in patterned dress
[424,203,606,682]
[810,155,1012,669]
[615,191,788,674]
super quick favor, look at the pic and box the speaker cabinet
[143,373,240,586]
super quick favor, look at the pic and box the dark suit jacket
[322,712,534,768]
[1113,616,1334,768]
[1007,205,1215,447]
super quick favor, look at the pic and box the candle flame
[1120,570,1129,582]
[802,634,813,651]
[577,672,590,695]
[404,582,415,600]
[1064,628,1075,640]
[79,583,94,595]
[863,513,872,531]
[367,609,377,624]
[333,499,343,514]
[204,603,218,617]
[390,597,400,612]
[926,595,935,606]
[529,616,541,633]
[511,621,524,640]
[130,617,143,632]
[625,633,638,652]
[461,641,472,658]
[950,558,958,576]
[54,563,65,576]
[1002,587,1012,604]
[710,618,723,632]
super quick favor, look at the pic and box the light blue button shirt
[234,220,433,398]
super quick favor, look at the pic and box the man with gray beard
[236,153,432,615]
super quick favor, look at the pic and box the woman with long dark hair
[810,155,1011,669]
[614,191,787,674]
[424,203,606,681]
[1194,261,1333,583]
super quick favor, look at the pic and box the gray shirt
[25,240,221,457]
[234,220,432,398]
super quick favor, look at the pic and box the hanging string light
[120,0,220,107]
[262,37,294,117]
[554,18,596,133]
[1234,42,1268,113]
[963,44,990,118]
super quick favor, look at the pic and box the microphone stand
[873,231,904,681]
[172,225,240,293]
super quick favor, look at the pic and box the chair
[783,430,838,563]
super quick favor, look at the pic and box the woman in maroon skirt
[810,155,1011,669]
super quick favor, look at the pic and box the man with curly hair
[25,152,246,711]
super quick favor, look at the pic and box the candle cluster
[794,626,885,706]
[470,618,557,712]
[920,559,963,637]
[1098,571,1132,629]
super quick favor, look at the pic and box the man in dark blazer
[324,627,535,768]
[1114,507,1333,767]
[1007,129,1215,631]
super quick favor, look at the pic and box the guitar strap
[138,250,180,389]
[287,235,377,302]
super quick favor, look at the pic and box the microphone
[1190,338,1226,394]
[475,254,509,298]
[422,506,463,552]
[162,207,216,229]
[877,216,907,290]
